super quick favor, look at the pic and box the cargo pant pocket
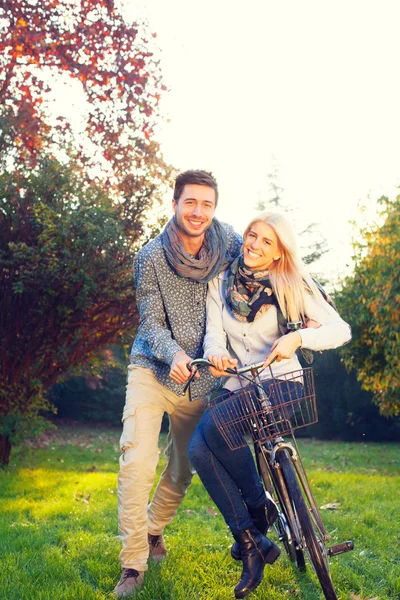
[120,408,137,454]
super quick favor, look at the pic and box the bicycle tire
[278,451,337,600]
[274,510,306,570]
[256,445,306,570]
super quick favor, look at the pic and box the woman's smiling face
[243,221,281,271]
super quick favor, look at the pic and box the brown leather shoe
[148,533,167,561]
[114,568,144,597]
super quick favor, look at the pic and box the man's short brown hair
[173,170,218,206]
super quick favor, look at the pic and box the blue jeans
[188,379,302,535]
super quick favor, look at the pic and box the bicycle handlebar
[183,357,277,398]
[188,358,269,375]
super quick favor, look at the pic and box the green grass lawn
[1,424,399,600]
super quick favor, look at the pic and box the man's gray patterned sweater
[130,223,242,400]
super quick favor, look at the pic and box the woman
[188,211,351,599]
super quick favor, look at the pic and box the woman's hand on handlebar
[263,331,302,367]
[207,353,238,377]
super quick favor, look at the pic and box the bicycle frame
[234,363,329,547]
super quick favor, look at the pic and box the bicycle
[185,358,354,600]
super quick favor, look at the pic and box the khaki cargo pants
[117,365,206,571]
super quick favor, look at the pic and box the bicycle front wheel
[278,451,337,600]
[256,444,306,570]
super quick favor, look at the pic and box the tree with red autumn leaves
[0,0,174,465]
[0,0,165,172]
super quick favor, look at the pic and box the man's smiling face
[172,183,216,243]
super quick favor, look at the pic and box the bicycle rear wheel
[278,451,337,600]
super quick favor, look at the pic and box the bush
[305,350,400,441]
[50,366,170,432]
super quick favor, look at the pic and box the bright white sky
[58,0,400,285]
[118,0,400,284]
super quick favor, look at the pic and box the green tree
[336,195,400,416]
[0,154,171,465]
[0,0,173,465]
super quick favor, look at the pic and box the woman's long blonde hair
[243,211,320,322]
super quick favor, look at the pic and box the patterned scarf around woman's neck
[226,255,340,364]
[162,215,231,283]
[225,255,279,322]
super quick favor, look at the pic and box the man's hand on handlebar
[207,353,238,377]
[263,331,302,368]
[170,350,199,384]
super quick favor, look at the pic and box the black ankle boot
[232,526,280,599]
[231,494,279,561]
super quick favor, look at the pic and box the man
[114,170,242,597]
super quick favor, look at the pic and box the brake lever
[183,365,198,396]
[224,367,238,375]
[183,362,242,400]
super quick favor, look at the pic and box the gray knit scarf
[162,216,231,283]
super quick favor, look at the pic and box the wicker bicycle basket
[207,367,317,451]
